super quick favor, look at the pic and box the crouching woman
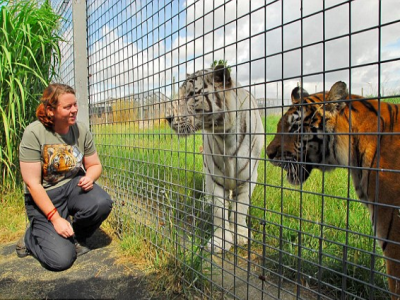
[17,83,113,271]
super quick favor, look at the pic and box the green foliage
[211,59,231,72]
[0,0,62,188]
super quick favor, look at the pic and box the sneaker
[74,237,91,257]
[16,234,30,258]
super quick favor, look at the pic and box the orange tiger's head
[43,144,77,178]
[268,81,400,298]
[266,81,351,185]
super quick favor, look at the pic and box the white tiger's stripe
[166,66,264,252]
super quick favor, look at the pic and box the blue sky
[62,0,400,102]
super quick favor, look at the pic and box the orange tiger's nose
[266,142,278,160]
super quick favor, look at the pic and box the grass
[4,105,395,298]
[0,187,26,244]
[92,113,392,299]
[0,0,62,189]
[383,96,400,104]
[0,0,62,239]
[3,104,397,298]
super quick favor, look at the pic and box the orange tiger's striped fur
[266,81,400,299]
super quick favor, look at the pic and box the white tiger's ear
[213,65,231,84]
[325,81,348,113]
[291,87,309,104]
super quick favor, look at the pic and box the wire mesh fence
[51,0,74,87]
[52,0,400,299]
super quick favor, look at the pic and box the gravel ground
[0,229,162,300]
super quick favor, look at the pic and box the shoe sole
[16,248,30,258]
[76,247,91,257]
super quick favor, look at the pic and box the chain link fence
[52,1,400,299]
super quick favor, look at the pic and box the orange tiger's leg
[382,209,400,300]
[384,245,400,299]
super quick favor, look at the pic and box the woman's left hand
[78,175,94,191]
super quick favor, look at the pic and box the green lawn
[92,114,389,299]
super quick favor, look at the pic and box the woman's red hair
[36,83,76,129]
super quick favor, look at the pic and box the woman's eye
[65,103,77,109]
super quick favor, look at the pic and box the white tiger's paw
[230,224,252,246]
[206,229,233,253]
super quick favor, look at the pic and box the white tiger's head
[165,65,233,136]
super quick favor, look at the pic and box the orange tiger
[266,81,400,299]
[42,144,78,183]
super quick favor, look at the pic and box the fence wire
[51,0,74,86]
[53,0,400,299]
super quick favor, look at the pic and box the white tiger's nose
[165,115,173,124]
[165,105,174,124]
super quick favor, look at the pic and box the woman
[17,83,113,271]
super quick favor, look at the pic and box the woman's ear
[46,106,54,117]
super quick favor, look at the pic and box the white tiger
[166,65,264,253]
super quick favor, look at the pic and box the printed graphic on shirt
[42,144,83,184]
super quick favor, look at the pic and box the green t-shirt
[19,120,96,191]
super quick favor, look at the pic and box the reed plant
[0,0,62,189]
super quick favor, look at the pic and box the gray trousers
[24,176,113,271]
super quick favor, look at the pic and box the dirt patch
[0,229,162,299]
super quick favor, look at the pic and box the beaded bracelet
[46,207,57,221]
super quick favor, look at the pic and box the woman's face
[50,93,78,131]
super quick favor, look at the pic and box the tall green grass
[0,187,25,243]
[94,115,389,299]
[0,0,62,189]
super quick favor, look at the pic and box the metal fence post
[72,0,89,127]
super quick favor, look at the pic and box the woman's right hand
[51,215,75,238]
[20,162,75,239]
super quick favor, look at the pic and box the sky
[61,0,400,104]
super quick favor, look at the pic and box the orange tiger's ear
[325,81,348,113]
[291,87,309,104]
